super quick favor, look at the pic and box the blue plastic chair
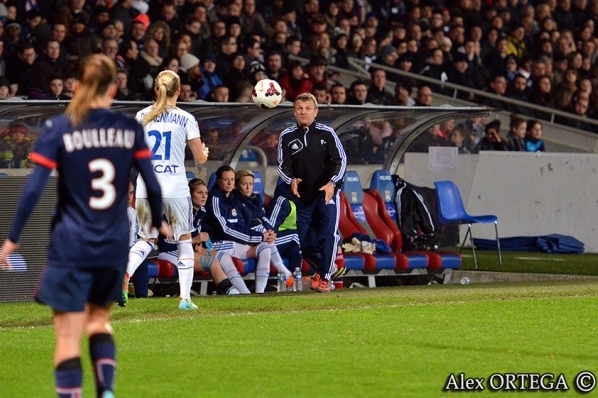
[433,180,502,268]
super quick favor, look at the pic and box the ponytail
[142,70,181,126]
[65,54,117,127]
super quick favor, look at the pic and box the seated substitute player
[204,165,276,293]
[157,178,251,295]
[234,169,294,287]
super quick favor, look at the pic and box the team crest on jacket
[231,208,237,217]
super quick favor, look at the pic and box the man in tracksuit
[277,92,347,293]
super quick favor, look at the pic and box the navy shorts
[35,265,123,312]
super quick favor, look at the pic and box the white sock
[126,241,153,281]
[227,287,240,295]
[254,245,271,293]
[177,239,194,301]
[268,245,291,277]
[219,253,250,294]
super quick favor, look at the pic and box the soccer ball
[252,79,283,109]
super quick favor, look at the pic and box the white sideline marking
[515,256,565,262]
[4,294,596,330]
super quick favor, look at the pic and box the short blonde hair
[235,169,254,186]
[294,92,318,109]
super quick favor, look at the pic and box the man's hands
[290,178,302,197]
[319,181,335,204]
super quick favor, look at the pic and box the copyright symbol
[575,371,596,393]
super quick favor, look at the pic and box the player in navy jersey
[234,170,295,289]
[121,69,209,310]
[0,54,168,398]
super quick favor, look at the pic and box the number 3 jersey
[134,106,200,198]
[27,109,153,268]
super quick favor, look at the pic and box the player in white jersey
[120,70,209,310]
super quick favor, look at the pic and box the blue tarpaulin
[473,234,584,254]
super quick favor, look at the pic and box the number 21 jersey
[135,106,200,198]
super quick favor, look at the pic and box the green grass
[2,280,598,397]
[454,248,598,275]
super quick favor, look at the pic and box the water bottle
[277,273,286,292]
[460,277,471,285]
[293,267,302,292]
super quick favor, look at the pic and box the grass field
[2,274,598,397]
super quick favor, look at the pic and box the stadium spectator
[332,32,349,69]
[198,52,224,100]
[6,42,37,97]
[116,39,152,99]
[482,35,509,78]
[0,121,31,168]
[448,124,473,154]
[312,83,330,105]
[265,51,284,80]
[243,36,266,76]
[240,0,267,39]
[214,35,237,79]
[444,52,477,101]
[506,114,527,151]
[140,38,163,78]
[279,60,312,101]
[330,82,348,104]
[409,123,451,152]
[480,119,508,151]
[158,1,182,38]
[506,73,533,115]
[179,52,201,92]
[129,19,147,52]
[392,81,415,106]
[419,48,447,93]
[61,73,76,99]
[524,119,546,151]
[46,22,70,69]
[146,21,171,59]
[64,15,95,65]
[367,68,393,105]
[337,76,363,105]
[43,75,69,100]
[209,85,230,103]
[414,84,433,106]
[481,74,509,109]
[115,68,135,101]
[554,68,579,110]
[306,54,328,88]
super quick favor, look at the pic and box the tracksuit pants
[296,190,340,281]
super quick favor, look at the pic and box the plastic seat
[433,180,502,268]
[340,171,398,273]
[369,170,461,271]
[186,170,196,181]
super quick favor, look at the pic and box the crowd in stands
[0,0,596,167]
[0,0,596,115]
